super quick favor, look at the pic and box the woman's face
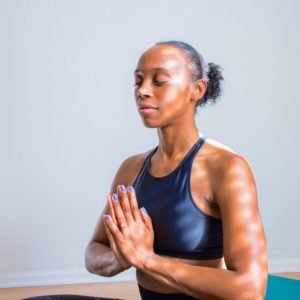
[133,45,198,128]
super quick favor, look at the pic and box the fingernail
[112,194,118,202]
[120,185,126,192]
[129,185,135,192]
[106,214,111,221]
[142,207,147,214]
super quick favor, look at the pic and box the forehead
[134,45,189,75]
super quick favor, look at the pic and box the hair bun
[200,62,224,107]
[207,62,223,81]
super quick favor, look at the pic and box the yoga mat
[265,275,300,300]
[21,274,300,300]
[22,295,123,300]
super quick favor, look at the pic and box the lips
[138,103,158,109]
[138,104,158,116]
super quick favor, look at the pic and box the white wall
[0,0,299,288]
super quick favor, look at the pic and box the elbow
[233,273,267,300]
[233,288,264,300]
[237,288,265,300]
[84,243,93,274]
[84,242,114,278]
[85,258,93,275]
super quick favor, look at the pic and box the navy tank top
[132,136,223,260]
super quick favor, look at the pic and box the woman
[85,41,268,300]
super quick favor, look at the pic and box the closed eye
[133,81,166,87]
[154,81,166,86]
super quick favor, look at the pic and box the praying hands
[103,185,155,270]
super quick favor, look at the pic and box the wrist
[110,256,130,276]
[141,251,159,270]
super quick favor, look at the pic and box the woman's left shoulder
[203,137,253,177]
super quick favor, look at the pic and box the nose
[135,80,153,100]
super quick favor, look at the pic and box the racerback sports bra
[132,135,223,260]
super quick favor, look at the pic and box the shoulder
[109,147,154,193]
[202,137,253,177]
[202,138,257,213]
[200,138,255,199]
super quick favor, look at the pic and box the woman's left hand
[103,185,155,269]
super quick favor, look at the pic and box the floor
[0,272,299,300]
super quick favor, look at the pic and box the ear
[191,79,207,102]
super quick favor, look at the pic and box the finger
[103,214,117,250]
[117,185,134,224]
[140,207,153,230]
[111,192,130,230]
[107,195,117,223]
[104,214,124,243]
[127,185,142,222]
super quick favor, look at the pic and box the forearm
[85,242,129,277]
[142,254,256,300]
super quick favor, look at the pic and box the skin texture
[85,44,268,299]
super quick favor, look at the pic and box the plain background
[0,0,299,288]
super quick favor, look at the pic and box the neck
[156,121,203,160]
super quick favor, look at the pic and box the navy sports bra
[132,136,223,260]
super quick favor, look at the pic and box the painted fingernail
[112,194,118,202]
[142,207,148,214]
[106,214,111,221]
[129,185,135,192]
[120,185,126,192]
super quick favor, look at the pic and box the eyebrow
[134,67,171,76]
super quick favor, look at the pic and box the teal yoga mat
[265,275,300,299]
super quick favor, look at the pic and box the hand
[103,194,131,270]
[103,185,155,269]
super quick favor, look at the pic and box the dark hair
[154,40,224,110]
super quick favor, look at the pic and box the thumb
[140,207,153,230]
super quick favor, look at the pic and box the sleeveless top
[132,136,223,260]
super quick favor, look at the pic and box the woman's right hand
[103,195,132,270]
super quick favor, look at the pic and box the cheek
[156,81,191,108]
[156,87,191,123]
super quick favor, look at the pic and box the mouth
[138,107,158,114]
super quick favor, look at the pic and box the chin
[142,122,160,129]
[140,119,161,128]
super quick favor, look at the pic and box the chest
[150,154,221,219]
[134,170,222,252]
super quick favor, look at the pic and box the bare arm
[85,239,125,277]
[85,200,129,277]
[85,152,148,277]
[85,156,138,277]
[138,155,268,299]
[84,201,131,277]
